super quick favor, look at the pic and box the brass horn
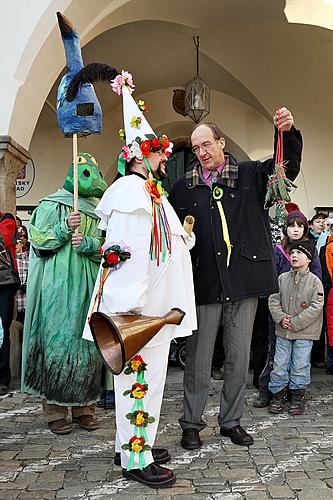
[89,308,185,375]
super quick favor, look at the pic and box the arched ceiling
[9,0,333,149]
[46,19,271,120]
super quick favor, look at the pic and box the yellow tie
[212,184,233,268]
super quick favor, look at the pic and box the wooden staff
[72,133,78,232]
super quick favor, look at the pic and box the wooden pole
[72,133,78,232]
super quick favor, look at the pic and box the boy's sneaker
[288,389,305,415]
[268,387,287,413]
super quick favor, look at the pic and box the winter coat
[169,127,302,305]
[0,212,17,276]
[274,243,322,280]
[319,237,333,298]
[319,235,333,346]
[269,268,324,341]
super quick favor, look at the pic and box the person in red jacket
[0,212,20,395]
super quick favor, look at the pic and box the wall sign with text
[16,159,35,198]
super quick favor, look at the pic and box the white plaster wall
[0,0,70,135]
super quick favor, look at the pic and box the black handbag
[0,232,21,288]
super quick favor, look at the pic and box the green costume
[21,153,108,405]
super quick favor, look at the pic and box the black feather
[66,63,119,102]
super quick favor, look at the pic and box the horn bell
[89,308,185,375]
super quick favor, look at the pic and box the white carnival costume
[83,71,196,472]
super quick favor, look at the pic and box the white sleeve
[100,207,152,314]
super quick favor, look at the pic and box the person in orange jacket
[319,229,333,374]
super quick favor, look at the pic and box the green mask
[63,152,108,198]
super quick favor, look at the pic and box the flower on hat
[111,70,135,95]
[121,145,131,161]
[151,138,161,149]
[118,128,126,142]
[140,140,151,157]
[130,116,142,129]
[130,141,143,160]
[137,100,148,113]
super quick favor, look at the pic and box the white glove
[183,232,196,250]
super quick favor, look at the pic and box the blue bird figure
[56,12,118,138]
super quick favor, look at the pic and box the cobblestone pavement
[0,367,333,499]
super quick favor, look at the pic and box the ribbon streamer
[216,199,233,267]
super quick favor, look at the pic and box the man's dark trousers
[179,297,258,431]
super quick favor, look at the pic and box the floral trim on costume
[125,410,155,427]
[144,174,171,265]
[88,241,131,321]
[122,436,151,453]
[124,355,147,374]
[121,355,155,471]
[145,177,163,205]
[123,382,148,399]
[100,243,131,270]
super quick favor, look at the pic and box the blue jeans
[268,337,313,393]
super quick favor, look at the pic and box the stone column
[0,135,30,215]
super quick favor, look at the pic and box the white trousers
[114,341,170,469]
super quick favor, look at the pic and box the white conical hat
[111,71,173,174]
[122,85,155,145]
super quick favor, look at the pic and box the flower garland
[88,242,131,321]
[121,355,155,471]
[120,133,173,163]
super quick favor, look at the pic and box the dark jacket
[169,127,303,305]
[319,236,333,299]
[274,244,322,281]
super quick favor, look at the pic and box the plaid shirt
[16,250,29,312]
[185,154,239,189]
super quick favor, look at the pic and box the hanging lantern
[184,36,210,124]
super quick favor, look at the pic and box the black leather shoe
[115,448,171,466]
[0,385,9,396]
[220,425,254,446]
[122,463,176,488]
[181,428,202,450]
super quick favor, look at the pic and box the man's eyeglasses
[192,141,216,155]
